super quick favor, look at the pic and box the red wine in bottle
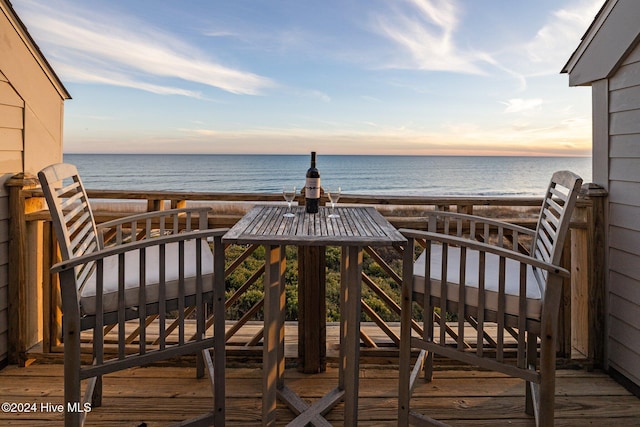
[305,151,320,213]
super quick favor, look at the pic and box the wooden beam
[6,173,43,366]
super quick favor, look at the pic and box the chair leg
[64,322,82,427]
[423,307,435,383]
[537,332,556,427]
[91,322,103,408]
[424,350,434,382]
[92,376,103,407]
[525,333,537,416]
[398,242,414,425]
[398,322,413,425]
[196,349,205,379]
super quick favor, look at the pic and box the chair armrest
[399,228,569,278]
[51,228,228,274]
[421,210,536,237]
[96,207,212,231]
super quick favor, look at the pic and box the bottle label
[305,178,320,198]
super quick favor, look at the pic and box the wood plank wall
[0,70,25,367]
[606,41,640,389]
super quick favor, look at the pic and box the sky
[12,0,604,156]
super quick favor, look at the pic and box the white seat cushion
[413,244,543,320]
[80,239,215,315]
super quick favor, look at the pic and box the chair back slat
[76,261,96,288]
[64,202,87,225]
[67,211,91,235]
[536,227,554,262]
[70,222,96,253]
[38,163,101,289]
[531,171,583,267]
[60,188,84,208]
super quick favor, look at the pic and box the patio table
[223,205,406,426]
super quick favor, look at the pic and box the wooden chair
[398,171,582,426]
[38,163,227,427]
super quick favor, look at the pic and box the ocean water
[63,154,592,197]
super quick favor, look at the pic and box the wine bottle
[305,151,320,214]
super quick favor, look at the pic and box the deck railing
[7,175,607,370]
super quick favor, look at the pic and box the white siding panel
[0,127,22,152]
[610,248,640,281]
[0,312,6,340]
[609,158,640,181]
[0,333,6,365]
[608,181,640,206]
[1,180,11,198]
[610,205,640,231]
[609,315,640,355]
[623,42,640,65]
[0,241,6,266]
[610,134,640,157]
[0,265,6,305]
[610,61,640,91]
[0,104,23,129]
[611,271,640,306]
[0,152,22,184]
[0,265,7,296]
[0,81,23,108]
[610,109,640,135]
[609,225,640,254]
[610,84,640,112]
[0,196,8,220]
[609,340,640,387]
[610,292,640,331]
[0,219,7,245]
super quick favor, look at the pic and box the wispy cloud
[524,0,603,75]
[370,0,494,73]
[16,0,275,96]
[369,0,601,88]
[502,98,543,114]
[54,63,205,98]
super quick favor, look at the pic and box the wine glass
[282,186,296,217]
[327,186,341,218]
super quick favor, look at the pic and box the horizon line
[64,152,592,158]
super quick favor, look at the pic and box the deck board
[8,322,640,425]
[1,363,639,426]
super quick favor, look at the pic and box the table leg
[341,245,363,425]
[263,245,286,426]
[297,246,327,373]
[398,238,414,424]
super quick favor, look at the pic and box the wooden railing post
[560,230,573,359]
[580,183,607,368]
[147,198,164,211]
[6,173,45,366]
[170,199,187,209]
[42,221,61,353]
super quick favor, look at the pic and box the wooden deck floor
[1,362,639,426]
[5,323,640,425]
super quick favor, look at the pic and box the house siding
[0,72,24,366]
[606,43,640,387]
[1,0,68,367]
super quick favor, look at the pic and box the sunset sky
[13,0,603,156]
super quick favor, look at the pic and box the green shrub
[224,244,404,322]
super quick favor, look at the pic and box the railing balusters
[13,185,601,366]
